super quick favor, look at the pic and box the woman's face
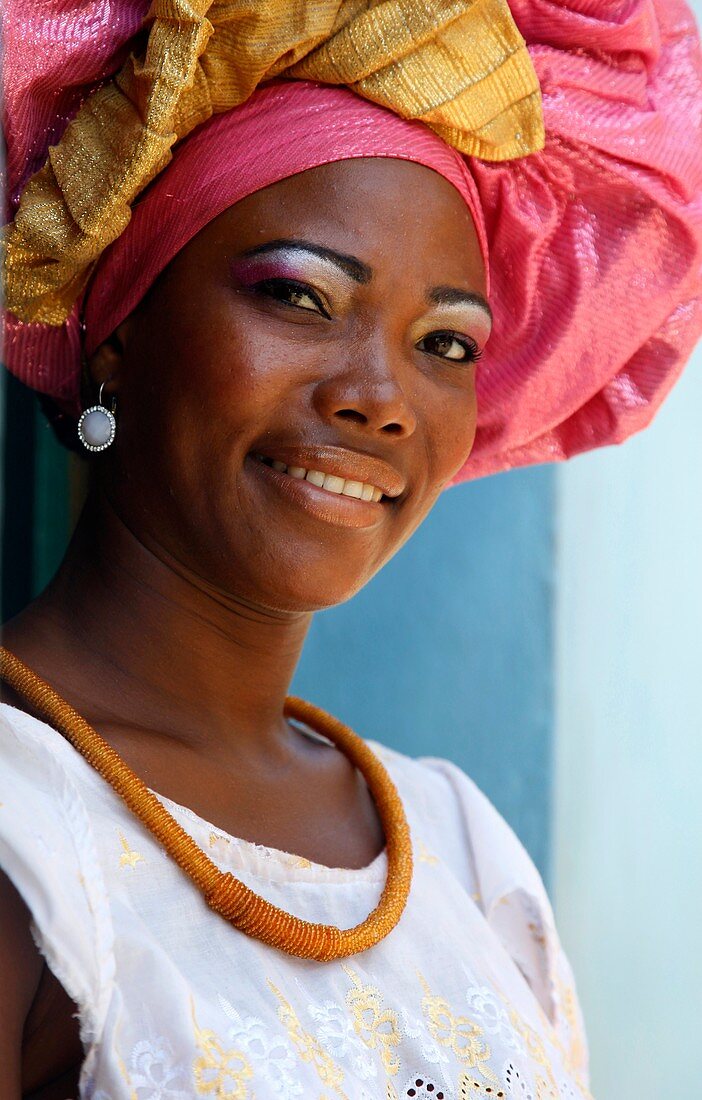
[97,158,490,611]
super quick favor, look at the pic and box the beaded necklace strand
[0,647,412,961]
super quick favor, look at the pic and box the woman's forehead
[186,158,488,295]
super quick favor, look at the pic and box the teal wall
[0,374,73,620]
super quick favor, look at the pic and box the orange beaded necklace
[0,647,412,961]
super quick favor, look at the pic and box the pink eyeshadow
[229,257,308,285]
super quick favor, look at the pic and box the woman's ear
[84,319,131,402]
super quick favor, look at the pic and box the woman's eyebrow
[428,286,493,324]
[240,240,492,322]
[241,239,372,283]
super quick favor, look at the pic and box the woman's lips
[250,444,405,499]
[247,454,392,528]
[255,454,384,501]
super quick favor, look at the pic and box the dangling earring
[77,382,117,452]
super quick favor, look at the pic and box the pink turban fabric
[3,0,702,483]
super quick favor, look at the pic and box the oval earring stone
[78,406,116,452]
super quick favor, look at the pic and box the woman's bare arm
[0,869,43,1099]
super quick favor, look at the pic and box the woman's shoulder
[0,703,76,829]
[0,700,104,818]
[368,738,588,1063]
[369,739,546,898]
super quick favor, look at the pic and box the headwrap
[3,0,702,482]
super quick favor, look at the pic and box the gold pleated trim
[3,0,544,326]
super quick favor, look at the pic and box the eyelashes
[252,277,331,319]
[250,277,483,365]
[416,332,483,365]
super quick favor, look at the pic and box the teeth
[322,474,345,494]
[344,481,363,499]
[305,469,326,487]
[260,455,385,501]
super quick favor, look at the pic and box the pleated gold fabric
[3,0,543,327]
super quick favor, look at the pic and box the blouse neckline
[1,702,389,886]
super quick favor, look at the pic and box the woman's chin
[224,540,387,612]
[207,523,392,613]
[245,571,374,615]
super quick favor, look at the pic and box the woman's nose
[312,348,418,438]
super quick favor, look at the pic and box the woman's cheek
[427,385,478,486]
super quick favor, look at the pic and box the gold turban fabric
[3,0,543,328]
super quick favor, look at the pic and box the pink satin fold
[3,0,702,482]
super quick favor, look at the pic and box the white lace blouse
[0,703,590,1100]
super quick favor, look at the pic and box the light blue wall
[293,463,556,877]
[553,351,702,1098]
[552,1,702,1091]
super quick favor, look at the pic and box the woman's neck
[3,491,313,762]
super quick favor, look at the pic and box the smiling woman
[1,1,702,1098]
[86,158,487,611]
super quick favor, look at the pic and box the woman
[2,2,701,1097]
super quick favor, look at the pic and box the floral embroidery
[400,1008,452,1076]
[111,1007,194,1099]
[343,964,401,1076]
[268,980,346,1096]
[128,1035,192,1099]
[484,974,569,1099]
[118,831,144,870]
[505,1011,555,1093]
[463,971,526,1056]
[418,974,497,1084]
[486,972,591,1100]
[309,999,378,1081]
[218,994,302,1099]
[191,999,252,1098]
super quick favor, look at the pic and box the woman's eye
[256,278,330,318]
[417,332,483,363]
